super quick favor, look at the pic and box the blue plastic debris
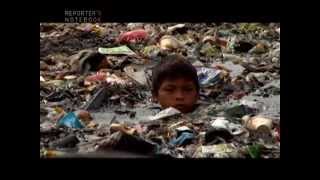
[197,67,221,87]
[170,132,194,147]
[57,112,85,129]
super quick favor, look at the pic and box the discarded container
[118,29,148,44]
[160,35,181,50]
[149,107,181,121]
[57,112,85,129]
[242,116,273,132]
[170,132,194,147]
[196,67,221,87]
[98,46,136,56]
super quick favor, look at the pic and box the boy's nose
[174,90,184,101]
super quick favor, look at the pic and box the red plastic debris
[85,72,107,83]
[118,29,148,44]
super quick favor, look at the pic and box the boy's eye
[164,88,174,92]
[183,87,195,92]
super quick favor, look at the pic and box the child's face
[153,77,199,113]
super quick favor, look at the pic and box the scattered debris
[98,46,136,56]
[149,107,181,121]
[193,143,242,158]
[196,67,222,87]
[160,35,182,50]
[242,115,273,132]
[57,112,85,129]
[167,24,186,33]
[40,23,280,158]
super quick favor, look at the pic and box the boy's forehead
[161,77,195,84]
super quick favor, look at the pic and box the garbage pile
[40,23,280,158]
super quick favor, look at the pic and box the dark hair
[151,54,199,96]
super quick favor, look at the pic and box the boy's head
[151,54,199,113]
